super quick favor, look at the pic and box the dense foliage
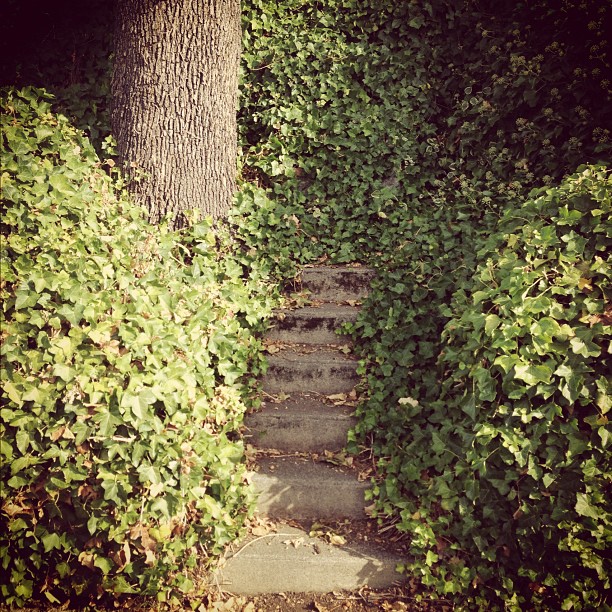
[362,167,611,608]
[235,0,611,608]
[0,88,276,606]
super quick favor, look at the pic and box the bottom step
[213,525,406,595]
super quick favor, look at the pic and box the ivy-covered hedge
[234,0,611,266]
[441,165,610,607]
[358,166,611,609]
[0,88,276,606]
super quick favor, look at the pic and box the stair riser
[245,413,356,452]
[301,267,374,302]
[251,472,368,519]
[266,313,355,345]
[262,361,359,395]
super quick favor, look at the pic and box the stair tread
[251,456,369,519]
[250,394,354,416]
[275,304,361,316]
[253,455,364,481]
[213,524,406,595]
[300,266,375,301]
[245,394,356,452]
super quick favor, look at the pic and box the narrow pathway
[215,266,406,595]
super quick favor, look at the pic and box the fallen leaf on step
[328,533,346,546]
[382,602,409,611]
[364,503,377,517]
[282,537,304,548]
[212,596,246,611]
[309,522,325,538]
[322,450,354,467]
[358,467,373,481]
[251,525,270,536]
[314,603,329,612]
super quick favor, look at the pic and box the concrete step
[214,525,406,595]
[262,346,359,395]
[301,266,375,302]
[244,394,356,453]
[251,456,369,519]
[266,304,359,345]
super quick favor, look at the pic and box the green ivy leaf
[514,363,552,386]
[94,556,114,575]
[575,493,599,519]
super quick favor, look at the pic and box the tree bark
[111,0,241,226]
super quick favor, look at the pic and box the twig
[224,533,305,560]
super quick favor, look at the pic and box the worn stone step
[262,347,359,395]
[266,304,359,345]
[300,266,375,302]
[213,524,406,595]
[251,456,368,519]
[244,394,356,453]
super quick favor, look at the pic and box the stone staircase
[214,266,405,595]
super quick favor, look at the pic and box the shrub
[360,166,611,609]
[0,87,275,606]
[440,164,611,608]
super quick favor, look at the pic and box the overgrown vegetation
[0,88,276,606]
[235,0,611,609]
[362,166,611,608]
[1,0,611,608]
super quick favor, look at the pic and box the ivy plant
[1,87,277,607]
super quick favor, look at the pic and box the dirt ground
[0,588,454,612]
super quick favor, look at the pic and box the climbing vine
[235,1,611,608]
[0,88,277,606]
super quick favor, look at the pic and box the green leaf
[575,493,599,519]
[0,439,14,460]
[52,363,75,382]
[93,408,120,437]
[138,464,161,485]
[49,173,76,195]
[514,363,552,386]
[473,367,497,401]
[570,336,600,357]
[94,556,114,575]
[425,550,439,566]
[42,532,61,552]
[101,479,122,505]
[494,354,521,373]
[87,515,98,535]
[484,314,501,334]
[3,381,22,405]
[598,427,610,448]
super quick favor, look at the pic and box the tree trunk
[111,0,241,226]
